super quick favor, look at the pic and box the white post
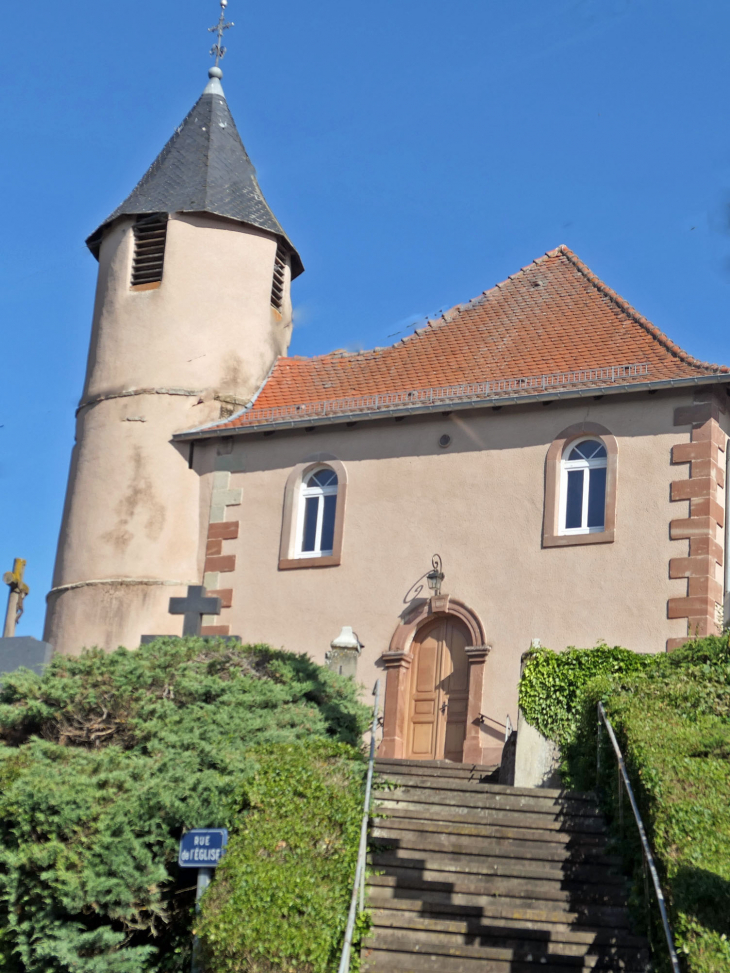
[190,868,214,973]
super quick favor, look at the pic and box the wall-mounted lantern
[426,554,445,597]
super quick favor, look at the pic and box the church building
[45,60,730,766]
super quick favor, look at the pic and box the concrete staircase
[362,757,650,973]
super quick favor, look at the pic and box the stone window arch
[543,422,618,547]
[279,457,347,569]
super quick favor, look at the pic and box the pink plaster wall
[201,391,699,762]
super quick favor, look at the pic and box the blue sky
[2,0,730,639]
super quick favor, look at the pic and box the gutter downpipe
[338,680,381,973]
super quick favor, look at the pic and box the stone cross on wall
[169,586,222,637]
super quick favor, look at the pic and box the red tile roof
[200,246,728,433]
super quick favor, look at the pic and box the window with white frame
[297,467,338,557]
[559,438,607,534]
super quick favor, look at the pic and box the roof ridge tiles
[555,244,729,374]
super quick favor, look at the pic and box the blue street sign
[179,828,229,868]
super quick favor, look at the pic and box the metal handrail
[338,679,381,973]
[596,702,681,973]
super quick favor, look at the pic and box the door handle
[440,701,448,714]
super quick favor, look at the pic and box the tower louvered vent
[271,245,287,311]
[131,214,168,288]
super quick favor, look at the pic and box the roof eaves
[174,372,730,441]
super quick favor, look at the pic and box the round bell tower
[45,63,303,654]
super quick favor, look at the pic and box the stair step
[364,761,646,971]
[375,800,607,834]
[370,868,629,906]
[370,848,624,886]
[366,892,631,931]
[374,809,607,846]
[372,825,617,865]
[375,758,499,776]
[365,928,649,966]
[375,761,592,803]
[374,767,500,784]
[362,945,648,973]
[375,770,595,803]
[370,866,626,914]
[373,786,602,817]
[369,907,648,949]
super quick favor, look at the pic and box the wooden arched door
[406,615,470,762]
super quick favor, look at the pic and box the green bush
[197,740,366,973]
[0,638,369,973]
[518,637,730,973]
[518,642,653,744]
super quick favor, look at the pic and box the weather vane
[209,0,234,66]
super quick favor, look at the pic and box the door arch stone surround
[380,594,491,764]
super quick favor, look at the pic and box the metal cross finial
[209,0,234,66]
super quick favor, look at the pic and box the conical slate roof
[86,77,303,277]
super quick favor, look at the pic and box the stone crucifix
[169,586,222,637]
[3,558,29,638]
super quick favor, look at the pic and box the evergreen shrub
[518,637,730,973]
[0,638,369,973]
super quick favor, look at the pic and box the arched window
[279,459,347,569]
[297,467,338,557]
[560,438,607,533]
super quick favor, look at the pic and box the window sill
[543,528,615,548]
[279,554,342,570]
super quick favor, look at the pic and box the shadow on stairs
[361,757,650,973]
